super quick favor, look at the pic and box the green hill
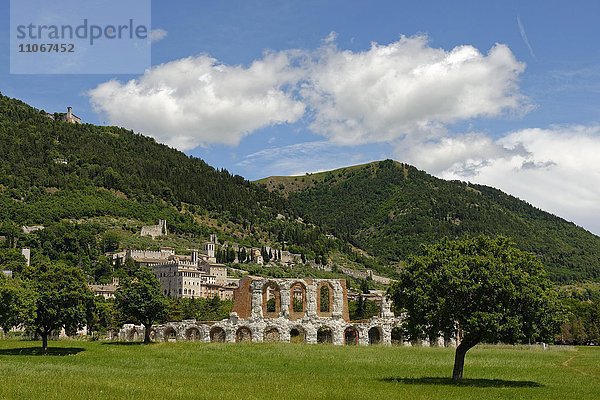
[2,93,599,284]
[257,160,600,282]
[0,93,351,282]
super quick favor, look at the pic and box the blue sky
[2,1,600,235]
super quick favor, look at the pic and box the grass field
[0,340,598,400]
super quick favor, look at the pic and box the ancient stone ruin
[119,276,455,346]
[140,219,168,239]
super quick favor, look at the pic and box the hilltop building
[58,107,82,124]
[46,107,82,124]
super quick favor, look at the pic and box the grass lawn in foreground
[0,340,598,399]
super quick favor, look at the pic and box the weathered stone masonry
[119,276,454,346]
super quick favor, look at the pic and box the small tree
[24,262,94,353]
[0,275,36,335]
[390,236,563,382]
[115,266,167,343]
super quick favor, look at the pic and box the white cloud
[398,133,529,177]
[302,35,529,144]
[89,35,529,150]
[88,53,305,149]
[236,141,374,178]
[399,126,600,235]
[150,28,168,43]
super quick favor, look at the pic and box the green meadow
[0,340,598,400]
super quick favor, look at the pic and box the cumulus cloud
[89,35,529,150]
[89,53,305,149]
[399,126,600,235]
[149,28,168,43]
[398,133,529,177]
[302,35,529,144]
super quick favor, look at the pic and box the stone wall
[118,276,455,347]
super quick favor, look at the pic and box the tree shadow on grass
[0,347,85,356]
[380,377,543,388]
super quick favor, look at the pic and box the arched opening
[163,327,177,342]
[236,326,252,343]
[344,327,359,345]
[391,326,403,345]
[264,327,280,342]
[127,329,139,341]
[317,282,334,317]
[317,326,333,344]
[289,282,306,320]
[210,327,226,343]
[148,329,157,342]
[368,327,381,345]
[186,327,201,341]
[262,282,281,318]
[289,327,306,344]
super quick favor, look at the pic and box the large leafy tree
[390,236,563,382]
[115,266,167,343]
[0,275,36,334]
[23,261,94,352]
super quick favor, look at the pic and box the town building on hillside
[111,235,236,300]
[21,225,44,234]
[89,277,120,299]
[152,249,233,300]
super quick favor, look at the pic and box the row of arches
[127,325,388,345]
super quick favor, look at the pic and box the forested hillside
[2,92,600,284]
[0,94,286,226]
[258,160,600,282]
[0,94,350,281]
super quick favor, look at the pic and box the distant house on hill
[46,107,82,124]
[58,107,82,124]
[89,277,120,299]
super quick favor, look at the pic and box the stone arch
[262,281,281,318]
[344,326,359,345]
[317,282,334,317]
[186,327,201,341]
[391,326,403,345]
[317,326,333,344]
[209,326,226,343]
[368,327,382,345]
[289,281,307,320]
[263,327,280,342]
[236,326,253,343]
[163,326,177,342]
[289,326,306,344]
[127,328,140,341]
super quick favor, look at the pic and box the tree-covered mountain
[257,160,600,282]
[2,93,599,284]
[0,93,348,279]
[0,93,286,227]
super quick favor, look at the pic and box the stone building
[117,276,455,347]
[152,254,232,300]
[57,107,82,124]
[110,234,235,300]
[89,277,120,299]
[140,219,168,239]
